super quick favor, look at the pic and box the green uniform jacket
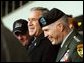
[56,29,83,62]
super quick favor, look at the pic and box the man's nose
[28,21,32,26]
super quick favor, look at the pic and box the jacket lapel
[56,41,69,62]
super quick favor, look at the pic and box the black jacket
[27,33,60,62]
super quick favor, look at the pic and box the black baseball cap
[13,19,28,35]
[39,8,66,27]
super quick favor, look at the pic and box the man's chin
[29,32,35,36]
[51,41,56,45]
[49,39,56,45]
[22,43,26,46]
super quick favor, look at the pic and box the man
[39,8,83,62]
[13,19,31,47]
[27,7,60,62]
[1,21,29,62]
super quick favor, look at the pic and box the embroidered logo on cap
[15,23,22,28]
[40,17,47,26]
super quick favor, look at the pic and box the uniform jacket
[27,32,60,62]
[56,29,83,62]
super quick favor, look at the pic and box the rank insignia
[77,43,83,58]
[40,17,47,25]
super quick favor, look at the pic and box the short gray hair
[58,15,72,28]
[58,15,71,30]
[30,7,49,15]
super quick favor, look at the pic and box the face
[42,21,63,45]
[14,31,30,46]
[28,10,42,37]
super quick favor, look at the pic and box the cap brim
[14,30,22,33]
[13,30,22,35]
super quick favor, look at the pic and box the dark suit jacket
[56,29,83,62]
[27,33,60,62]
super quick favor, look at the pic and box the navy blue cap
[13,19,28,35]
[39,8,66,27]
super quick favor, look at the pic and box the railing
[1,1,29,17]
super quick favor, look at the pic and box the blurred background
[1,1,83,31]
[1,1,83,62]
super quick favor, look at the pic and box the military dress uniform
[26,32,60,62]
[39,8,83,62]
[56,29,83,62]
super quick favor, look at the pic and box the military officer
[39,8,83,62]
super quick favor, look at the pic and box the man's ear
[56,23,64,32]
